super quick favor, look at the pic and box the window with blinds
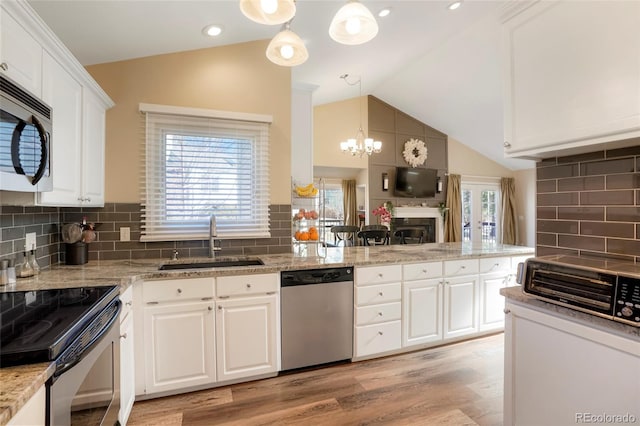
[140,104,271,241]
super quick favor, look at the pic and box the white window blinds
[140,104,271,241]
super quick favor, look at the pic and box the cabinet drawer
[355,321,401,357]
[444,259,479,277]
[355,302,401,326]
[217,273,279,297]
[142,277,214,303]
[403,261,443,281]
[356,283,401,306]
[356,265,402,285]
[480,257,511,274]
[120,285,133,319]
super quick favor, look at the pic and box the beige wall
[86,40,291,204]
[448,137,514,178]
[313,97,369,169]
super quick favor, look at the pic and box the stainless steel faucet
[209,215,222,258]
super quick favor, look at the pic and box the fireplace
[392,207,444,243]
[391,217,436,244]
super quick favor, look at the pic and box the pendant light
[329,0,379,45]
[339,74,382,157]
[240,0,296,25]
[266,21,308,67]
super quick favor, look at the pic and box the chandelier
[239,0,379,67]
[339,74,382,157]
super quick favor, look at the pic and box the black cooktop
[0,286,119,367]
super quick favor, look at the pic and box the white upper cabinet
[1,1,114,206]
[502,1,640,159]
[0,9,42,97]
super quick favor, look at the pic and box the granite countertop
[0,242,534,425]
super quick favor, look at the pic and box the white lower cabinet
[504,302,640,425]
[402,278,443,347]
[7,385,45,426]
[137,274,279,397]
[443,275,479,339]
[143,301,216,395]
[354,265,402,358]
[216,294,278,382]
[479,273,509,332]
[119,286,135,425]
[141,277,216,395]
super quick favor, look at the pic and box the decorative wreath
[402,138,428,168]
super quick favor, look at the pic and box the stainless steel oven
[0,74,52,192]
[0,286,121,425]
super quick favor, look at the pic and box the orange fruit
[299,232,310,241]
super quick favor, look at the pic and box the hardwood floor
[127,333,504,426]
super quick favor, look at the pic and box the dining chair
[393,227,426,244]
[362,224,389,231]
[357,229,390,246]
[330,225,359,246]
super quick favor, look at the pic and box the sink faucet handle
[171,249,179,260]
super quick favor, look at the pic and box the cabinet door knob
[504,308,511,314]
[504,141,511,148]
[246,283,252,289]
[378,312,383,316]
[177,288,182,294]
[378,273,383,278]
[126,301,133,306]
[208,306,213,311]
[378,331,384,336]
[378,292,383,296]
[217,305,222,311]
[85,197,91,202]
[0,62,8,71]
[120,333,128,339]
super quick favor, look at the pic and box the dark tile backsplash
[1,203,292,267]
[537,145,640,262]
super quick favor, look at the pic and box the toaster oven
[520,255,640,327]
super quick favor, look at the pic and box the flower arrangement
[372,201,394,224]
[402,138,428,168]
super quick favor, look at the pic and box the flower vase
[381,220,391,230]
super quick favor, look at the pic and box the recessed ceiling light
[202,24,223,37]
[378,8,391,18]
[448,1,462,10]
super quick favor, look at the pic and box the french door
[461,182,501,244]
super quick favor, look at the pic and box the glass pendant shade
[266,27,309,66]
[240,0,296,25]
[329,1,379,45]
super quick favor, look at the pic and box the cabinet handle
[120,333,128,339]
[208,306,213,311]
[378,273,383,278]
[201,297,213,301]
[378,292,383,296]
[378,331,383,336]
[0,62,8,71]
[125,301,132,306]
[378,312,383,316]
[422,269,427,274]
[504,141,511,148]
[461,265,466,269]
[266,291,276,295]
[177,288,182,294]
[246,283,252,289]
[147,301,158,305]
[85,197,91,202]
[504,308,511,314]
[217,305,222,311]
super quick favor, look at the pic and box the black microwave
[0,74,53,192]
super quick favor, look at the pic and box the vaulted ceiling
[27,0,536,170]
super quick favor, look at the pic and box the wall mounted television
[394,167,437,198]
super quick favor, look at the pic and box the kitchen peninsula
[1,242,533,425]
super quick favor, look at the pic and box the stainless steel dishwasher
[281,267,353,371]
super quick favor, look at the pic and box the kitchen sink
[158,259,264,270]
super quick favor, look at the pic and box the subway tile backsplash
[536,145,640,262]
[1,203,292,267]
